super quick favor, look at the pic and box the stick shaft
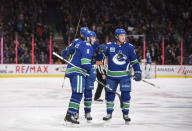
[74,7,84,38]
[142,79,160,88]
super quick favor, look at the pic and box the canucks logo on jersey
[112,51,127,65]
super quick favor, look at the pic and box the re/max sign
[16,65,48,73]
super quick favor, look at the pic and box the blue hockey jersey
[103,42,141,79]
[65,41,93,77]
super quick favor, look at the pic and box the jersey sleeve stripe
[107,70,131,77]
[81,58,91,65]
[130,59,139,65]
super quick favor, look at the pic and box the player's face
[90,37,96,44]
[117,34,126,43]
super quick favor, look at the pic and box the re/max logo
[16,65,48,73]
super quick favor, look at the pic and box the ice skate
[64,114,80,124]
[94,98,103,102]
[103,114,112,121]
[123,114,131,122]
[74,113,79,120]
[85,112,92,121]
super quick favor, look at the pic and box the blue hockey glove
[87,68,96,82]
[61,49,69,60]
[68,46,76,54]
[134,71,142,81]
[97,44,108,54]
[61,46,75,60]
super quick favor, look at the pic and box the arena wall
[0,64,192,78]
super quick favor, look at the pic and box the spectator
[0,0,191,65]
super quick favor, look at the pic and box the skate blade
[64,120,80,127]
[86,119,93,123]
[86,121,105,127]
[103,119,112,126]
[125,121,131,125]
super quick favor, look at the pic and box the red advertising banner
[143,39,146,59]
[15,34,18,64]
[161,39,165,65]
[49,37,52,64]
[0,34,3,64]
[32,35,35,64]
[180,40,183,65]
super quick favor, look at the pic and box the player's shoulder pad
[77,41,88,46]
[76,40,83,45]
[106,42,112,45]
[85,42,92,46]
[126,42,135,48]
[80,41,91,46]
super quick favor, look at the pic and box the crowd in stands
[0,0,53,64]
[0,0,192,64]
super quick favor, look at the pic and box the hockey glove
[61,46,75,60]
[134,71,142,81]
[61,49,69,60]
[98,44,108,54]
[87,68,97,82]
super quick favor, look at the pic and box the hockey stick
[53,52,123,108]
[142,79,160,88]
[132,74,160,88]
[61,7,84,88]
[74,6,84,38]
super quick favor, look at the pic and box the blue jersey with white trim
[65,41,93,77]
[104,42,141,79]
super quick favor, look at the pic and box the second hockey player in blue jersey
[63,29,95,124]
[100,28,142,122]
[63,28,102,124]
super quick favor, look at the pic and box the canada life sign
[155,65,192,78]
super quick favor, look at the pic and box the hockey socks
[84,97,93,120]
[106,101,114,114]
[65,92,82,124]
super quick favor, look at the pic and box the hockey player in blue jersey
[61,27,88,118]
[83,30,100,121]
[63,30,95,124]
[101,28,142,122]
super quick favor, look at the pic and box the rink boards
[0,64,66,77]
[141,64,192,78]
[0,64,192,78]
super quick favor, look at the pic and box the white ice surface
[0,77,192,131]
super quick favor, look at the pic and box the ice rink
[0,77,192,131]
